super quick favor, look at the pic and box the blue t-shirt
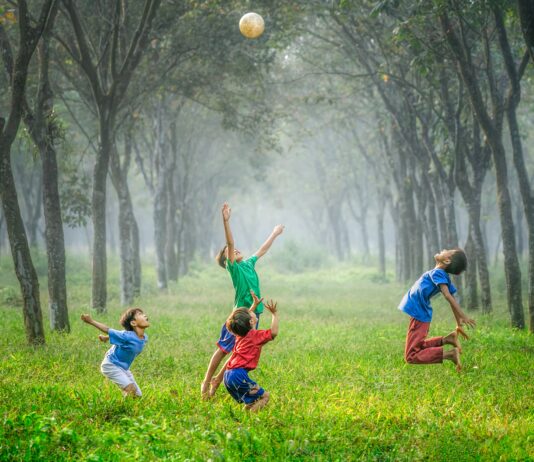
[105,329,147,370]
[398,268,457,322]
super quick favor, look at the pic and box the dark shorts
[216,313,260,353]
[224,368,265,404]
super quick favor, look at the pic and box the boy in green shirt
[201,202,284,399]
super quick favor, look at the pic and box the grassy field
[0,253,533,461]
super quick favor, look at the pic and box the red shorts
[404,317,443,364]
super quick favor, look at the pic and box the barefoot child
[201,203,283,399]
[81,308,149,397]
[224,293,279,412]
[398,248,476,371]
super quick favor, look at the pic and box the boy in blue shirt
[201,202,284,399]
[81,308,149,397]
[398,248,476,371]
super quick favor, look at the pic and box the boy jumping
[201,202,284,399]
[81,308,149,397]
[398,248,476,371]
[224,291,279,412]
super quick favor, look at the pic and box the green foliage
[0,257,532,461]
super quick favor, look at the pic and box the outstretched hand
[222,203,231,222]
[456,325,469,340]
[456,316,476,340]
[81,314,92,324]
[249,289,264,312]
[265,300,278,314]
[273,225,285,236]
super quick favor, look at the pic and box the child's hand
[459,316,476,329]
[456,325,469,340]
[81,314,92,323]
[222,203,231,222]
[98,334,109,343]
[265,300,278,314]
[273,225,285,236]
[249,289,264,311]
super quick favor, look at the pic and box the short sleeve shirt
[398,268,457,322]
[106,329,147,370]
[226,255,264,314]
[226,329,273,371]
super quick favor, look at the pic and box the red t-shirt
[227,329,273,371]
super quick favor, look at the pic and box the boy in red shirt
[224,292,279,412]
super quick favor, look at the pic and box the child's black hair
[216,245,227,269]
[119,307,143,331]
[226,308,252,337]
[445,248,467,275]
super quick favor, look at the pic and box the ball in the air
[239,12,264,39]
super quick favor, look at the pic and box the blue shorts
[217,314,260,353]
[224,368,265,404]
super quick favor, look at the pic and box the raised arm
[264,300,279,338]
[81,314,110,334]
[440,284,476,337]
[248,289,264,313]
[222,203,235,264]
[254,225,284,259]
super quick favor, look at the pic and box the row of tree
[1,1,534,346]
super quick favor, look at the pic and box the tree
[0,0,58,344]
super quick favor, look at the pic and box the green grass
[0,254,533,461]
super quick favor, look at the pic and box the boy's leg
[201,322,236,399]
[201,348,227,399]
[245,391,270,412]
[209,354,232,397]
[443,330,462,352]
[443,347,462,371]
[405,318,443,364]
[124,370,142,397]
[101,359,142,396]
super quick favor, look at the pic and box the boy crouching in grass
[81,308,149,397]
[224,292,278,412]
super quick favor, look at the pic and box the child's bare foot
[201,381,210,400]
[443,330,461,353]
[245,392,270,412]
[209,377,222,397]
[444,347,462,372]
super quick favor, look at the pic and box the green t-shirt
[226,255,264,314]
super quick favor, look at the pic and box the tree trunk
[464,229,478,310]
[154,144,168,289]
[0,147,44,344]
[495,7,533,331]
[165,122,178,282]
[377,203,386,278]
[110,146,140,306]
[24,19,69,332]
[0,0,57,344]
[92,118,113,312]
[518,0,534,61]
[441,12,524,328]
[467,202,492,313]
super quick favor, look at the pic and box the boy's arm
[265,300,279,338]
[81,314,110,334]
[222,203,235,264]
[254,225,284,259]
[248,289,264,313]
[440,284,476,332]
